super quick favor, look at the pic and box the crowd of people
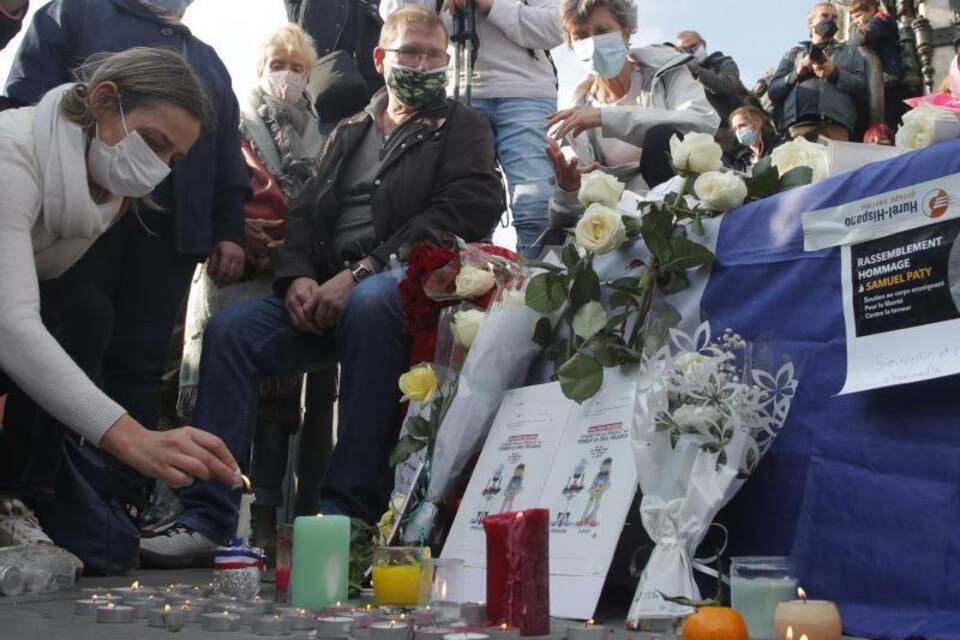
[0,0,951,571]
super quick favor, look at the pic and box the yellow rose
[398,364,438,403]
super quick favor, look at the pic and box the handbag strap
[240,106,285,176]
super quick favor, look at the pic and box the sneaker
[139,523,218,568]
[0,497,54,546]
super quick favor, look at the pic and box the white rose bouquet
[895,102,960,151]
[626,323,799,629]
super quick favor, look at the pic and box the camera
[808,42,828,65]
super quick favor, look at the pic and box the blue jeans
[177,272,408,540]
[470,97,556,258]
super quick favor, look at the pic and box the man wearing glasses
[141,5,505,565]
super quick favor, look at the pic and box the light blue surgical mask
[572,32,628,78]
[142,0,194,16]
[736,127,759,147]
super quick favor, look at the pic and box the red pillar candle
[483,508,550,636]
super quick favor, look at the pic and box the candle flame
[798,587,807,603]
[365,605,372,611]
[501,623,508,630]
[786,626,794,640]
[516,512,524,520]
[131,580,140,590]
[317,513,324,518]
[400,613,407,620]
[91,595,99,601]
[336,601,341,606]
[164,604,172,613]
[299,609,306,615]
[275,615,282,620]
[106,603,115,610]
[587,620,596,626]
[800,635,810,640]
[223,611,230,617]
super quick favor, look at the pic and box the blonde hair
[560,0,638,45]
[807,2,837,25]
[257,23,319,77]
[730,105,770,129]
[379,5,449,47]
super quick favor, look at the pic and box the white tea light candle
[566,620,608,640]
[316,615,355,638]
[486,623,521,640]
[201,611,242,632]
[95,603,134,624]
[371,620,412,640]
[253,614,290,636]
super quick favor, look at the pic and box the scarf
[33,84,113,239]
[246,88,323,201]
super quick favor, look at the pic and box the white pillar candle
[253,614,291,637]
[566,620,608,640]
[95,603,134,624]
[201,611,242,632]
[317,615,356,638]
[371,620,412,640]
[774,599,842,640]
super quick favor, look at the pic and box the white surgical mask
[87,104,171,198]
[261,70,308,104]
[572,32,628,78]
[736,126,759,147]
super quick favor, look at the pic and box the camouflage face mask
[387,64,448,111]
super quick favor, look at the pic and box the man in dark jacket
[768,2,867,141]
[675,30,748,129]
[139,5,504,566]
[849,0,909,129]
[285,0,384,103]
[4,0,249,433]
[0,0,26,50]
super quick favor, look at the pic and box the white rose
[693,171,748,212]
[669,132,723,174]
[574,203,627,255]
[674,352,723,386]
[572,301,607,339]
[451,309,485,348]
[770,137,829,183]
[895,118,933,150]
[672,403,723,434]
[578,171,626,208]
[454,264,496,298]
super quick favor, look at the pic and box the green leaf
[557,353,604,403]
[570,264,602,306]
[407,416,430,439]
[389,434,426,467]
[609,277,643,294]
[690,214,705,236]
[609,290,633,309]
[642,207,674,237]
[779,165,814,191]
[668,237,715,270]
[670,429,681,449]
[561,243,581,270]
[532,317,554,347]
[622,215,643,238]
[525,272,567,314]
[544,340,568,367]
[572,301,607,339]
[591,342,622,368]
[641,227,672,264]
[745,156,780,201]
[643,300,682,357]
[604,313,628,332]
[658,269,689,294]
[717,449,728,469]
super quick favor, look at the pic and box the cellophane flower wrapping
[401,275,551,544]
[626,322,798,628]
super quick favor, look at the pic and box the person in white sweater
[380,0,563,257]
[0,47,239,548]
[546,0,719,227]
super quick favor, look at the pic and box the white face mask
[87,103,171,198]
[260,70,308,104]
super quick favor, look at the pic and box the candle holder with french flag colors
[212,539,266,600]
[483,509,549,636]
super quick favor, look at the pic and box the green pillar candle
[291,514,350,611]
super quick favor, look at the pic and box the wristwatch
[349,261,374,284]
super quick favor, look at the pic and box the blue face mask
[572,32,628,78]
[143,0,193,15]
[736,127,759,146]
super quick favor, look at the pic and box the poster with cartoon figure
[442,378,638,620]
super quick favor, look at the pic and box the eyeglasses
[383,47,450,68]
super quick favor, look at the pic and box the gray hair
[560,0,638,43]
[61,47,215,135]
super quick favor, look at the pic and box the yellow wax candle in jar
[372,546,431,606]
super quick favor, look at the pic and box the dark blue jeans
[177,272,408,541]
